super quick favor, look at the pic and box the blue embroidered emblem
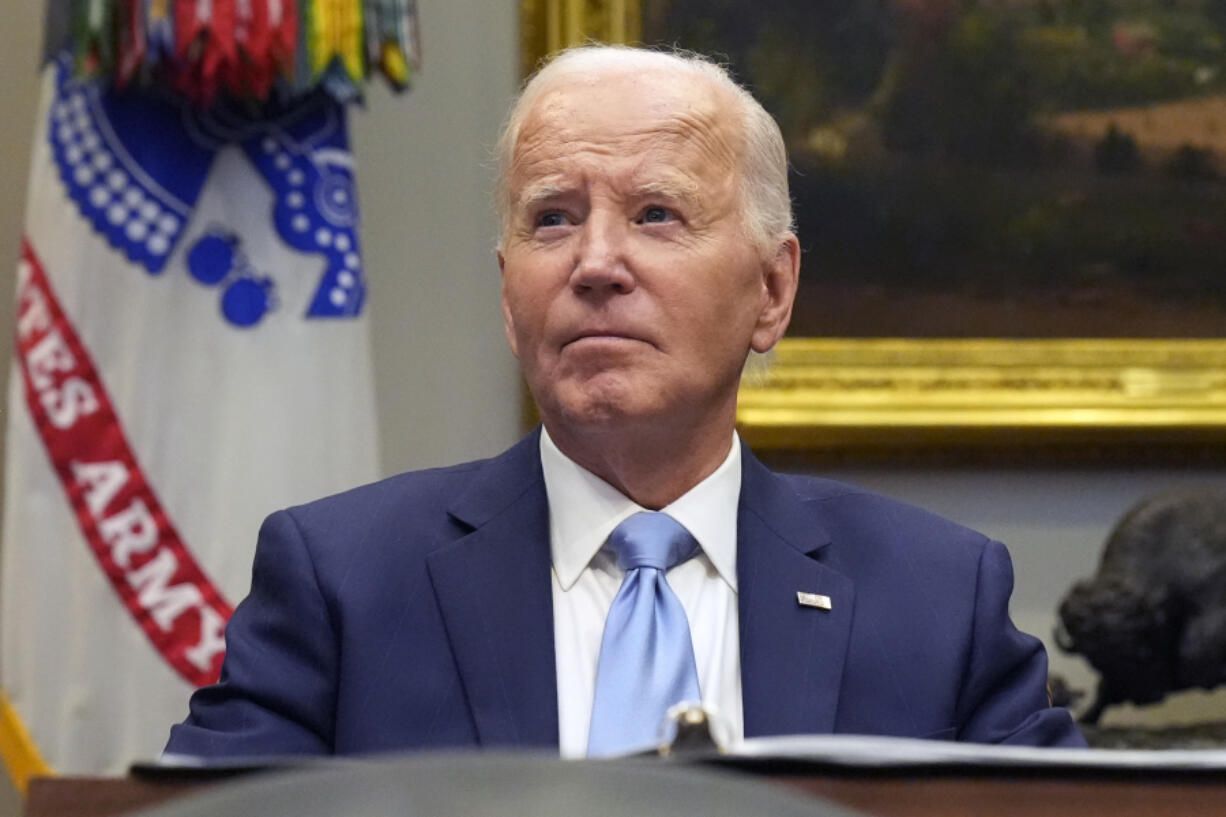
[48,57,366,328]
[187,231,279,326]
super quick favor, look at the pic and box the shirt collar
[540,427,741,592]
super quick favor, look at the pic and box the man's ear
[750,232,800,354]
[498,250,520,358]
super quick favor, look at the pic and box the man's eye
[638,205,675,224]
[536,211,567,228]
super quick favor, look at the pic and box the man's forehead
[510,70,740,190]
[526,69,727,136]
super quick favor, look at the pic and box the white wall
[0,0,43,384]
[353,0,522,473]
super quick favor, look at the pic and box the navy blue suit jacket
[165,431,1083,755]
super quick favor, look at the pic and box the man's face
[499,69,795,437]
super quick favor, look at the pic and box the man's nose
[570,213,636,295]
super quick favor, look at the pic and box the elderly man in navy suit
[166,46,1084,758]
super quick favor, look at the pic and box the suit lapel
[425,431,559,748]
[737,447,855,738]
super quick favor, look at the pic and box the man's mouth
[564,330,645,347]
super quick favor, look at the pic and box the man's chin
[550,397,640,431]
[538,382,664,434]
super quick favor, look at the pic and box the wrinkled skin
[499,68,799,508]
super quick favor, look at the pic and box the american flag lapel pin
[796,591,832,611]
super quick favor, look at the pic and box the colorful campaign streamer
[53,0,419,107]
[367,0,420,90]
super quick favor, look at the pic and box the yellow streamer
[309,0,365,83]
[0,692,53,797]
[381,42,409,87]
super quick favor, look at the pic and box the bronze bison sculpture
[1056,489,1226,724]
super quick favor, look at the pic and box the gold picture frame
[518,1,1226,460]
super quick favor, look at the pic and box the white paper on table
[727,734,1226,771]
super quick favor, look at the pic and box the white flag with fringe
[0,58,379,784]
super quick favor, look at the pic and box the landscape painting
[642,0,1226,338]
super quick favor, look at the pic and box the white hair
[495,45,794,255]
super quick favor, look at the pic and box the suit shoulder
[305,458,486,510]
[778,473,992,558]
[275,453,504,544]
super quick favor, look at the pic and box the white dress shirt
[541,428,743,758]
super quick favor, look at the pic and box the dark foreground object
[1081,721,1226,750]
[28,749,1226,817]
[126,754,856,817]
[1057,489,1226,724]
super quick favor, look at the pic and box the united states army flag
[0,59,379,785]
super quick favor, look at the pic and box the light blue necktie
[587,511,702,756]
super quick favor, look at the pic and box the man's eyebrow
[513,177,703,210]
[516,184,567,210]
[631,178,702,204]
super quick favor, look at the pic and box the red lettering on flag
[14,239,232,687]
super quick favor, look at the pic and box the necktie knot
[607,511,697,572]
